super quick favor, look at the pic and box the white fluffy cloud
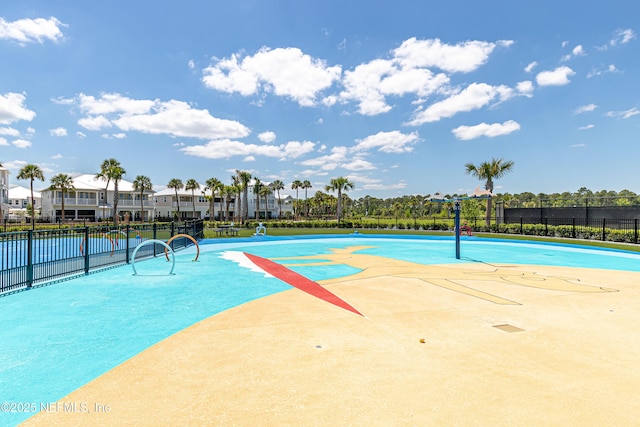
[202,47,342,107]
[180,139,315,160]
[12,139,32,148]
[68,93,250,139]
[516,81,534,97]
[353,130,420,153]
[0,126,20,136]
[606,107,640,119]
[406,83,513,126]
[203,37,513,117]
[536,66,575,86]
[562,45,585,61]
[574,104,597,114]
[0,16,66,44]
[0,92,36,124]
[299,146,349,171]
[610,28,636,46]
[452,120,521,140]
[392,37,507,73]
[258,131,276,143]
[339,58,449,115]
[49,127,68,137]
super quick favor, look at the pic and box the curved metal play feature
[79,234,115,257]
[164,234,200,262]
[131,239,176,275]
[254,222,267,236]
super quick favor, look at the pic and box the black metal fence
[496,216,640,244]
[0,220,204,295]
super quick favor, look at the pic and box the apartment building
[7,185,42,220]
[40,174,155,222]
[153,187,214,220]
[0,165,9,220]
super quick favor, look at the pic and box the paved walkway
[23,256,640,426]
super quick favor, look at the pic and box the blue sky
[1,1,639,198]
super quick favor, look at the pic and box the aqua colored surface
[1,235,640,425]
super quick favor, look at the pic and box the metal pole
[27,230,33,288]
[84,226,90,274]
[454,201,461,260]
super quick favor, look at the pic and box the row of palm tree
[8,157,514,226]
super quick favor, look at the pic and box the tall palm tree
[185,179,200,219]
[325,176,355,222]
[96,158,126,225]
[301,179,312,217]
[17,164,45,228]
[132,175,152,221]
[235,170,252,223]
[465,157,515,226]
[221,184,236,222]
[205,177,223,221]
[49,173,75,222]
[167,178,183,219]
[291,179,302,219]
[270,179,284,218]
[260,185,272,220]
[252,177,263,220]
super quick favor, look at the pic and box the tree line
[13,156,635,227]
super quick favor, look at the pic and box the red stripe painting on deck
[244,252,364,317]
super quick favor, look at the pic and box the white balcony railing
[54,198,98,205]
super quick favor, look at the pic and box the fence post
[26,230,33,288]
[572,218,576,239]
[125,224,130,264]
[84,226,90,274]
[544,218,548,236]
[520,217,523,234]
[153,222,157,257]
[171,221,175,237]
[635,219,638,245]
[601,218,606,242]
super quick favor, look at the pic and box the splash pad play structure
[430,186,491,259]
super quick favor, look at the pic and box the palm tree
[185,179,200,219]
[270,179,284,218]
[132,175,152,221]
[17,164,45,228]
[221,184,236,222]
[252,178,263,220]
[465,157,515,226]
[260,185,272,220]
[291,179,302,219]
[49,173,75,222]
[325,176,355,222]
[167,178,183,219]
[236,170,252,223]
[205,177,223,221]
[302,179,312,217]
[96,158,126,225]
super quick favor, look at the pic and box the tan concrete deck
[23,257,640,426]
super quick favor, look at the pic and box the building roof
[8,185,41,199]
[154,185,209,197]
[39,174,154,193]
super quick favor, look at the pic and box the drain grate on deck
[493,324,525,333]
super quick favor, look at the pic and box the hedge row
[204,219,639,244]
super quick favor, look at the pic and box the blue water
[1,235,640,425]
